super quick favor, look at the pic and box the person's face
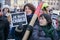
[4,8,9,13]
[46,6,49,11]
[39,16,47,26]
[25,6,32,15]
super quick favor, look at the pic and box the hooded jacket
[30,14,58,40]
[30,24,58,40]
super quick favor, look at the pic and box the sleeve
[52,29,59,40]
[30,25,40,40]
[7,13,11,23]
[4,18,10,39]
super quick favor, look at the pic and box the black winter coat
[30,25,59,40]
[0,16,9,40]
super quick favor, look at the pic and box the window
[54,3,55,5]
[57,3,59,5]
[49,0,50,2]
[51,2,53,5]
[48,2,49,4]
[24,0,28,4]
[5,0,10,5]
[14,0,17,4]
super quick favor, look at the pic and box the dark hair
[42,6,49,11]
[23,3,35,13]
[3,8,10,13]
[0,3,2,8]
[0,3,2,12]
[39,14,52,26]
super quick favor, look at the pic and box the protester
[30,14,58,40]
[14,4,17,13]
[17,5,23,12]
[0,5,9,40]
[23,3,35,23]
[42,3,50,14]
[42,3,59,30]
[56,15,60,39]
[2,5,11,23]
[9,3,35,40]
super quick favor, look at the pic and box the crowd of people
[0,2,60,40]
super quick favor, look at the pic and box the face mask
[27,14,33,17]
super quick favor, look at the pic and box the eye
[25,7,27,9]
[40,17,44,20]
[0,9,1,12]
[42,17,44,19]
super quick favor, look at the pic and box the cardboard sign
[11,12,27,27]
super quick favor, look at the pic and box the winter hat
[2,5,10,13]
[42,3,49,10]
[3,5,9,9]
[39,14,52,26]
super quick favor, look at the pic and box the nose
[25,9,29,13]
[39,19,42,22]
[26,8,28,11]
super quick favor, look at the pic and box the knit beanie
[39,14,52,26]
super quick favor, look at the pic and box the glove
[15,23,23,32]
[27,25,33,32]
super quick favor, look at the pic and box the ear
[0,12,3,16]
[43,7,46,11]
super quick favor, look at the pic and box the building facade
[43,0,59,10]
[10,0,40,8]
[4,0,60,10]
[58,0,60,10]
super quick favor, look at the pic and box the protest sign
[11,12,27,27]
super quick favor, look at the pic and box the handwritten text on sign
[11,12,27,26]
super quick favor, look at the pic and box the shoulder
[49,26,54,30]
[0,16,9,25]
[33,25,40,30]
[49,26,56,33]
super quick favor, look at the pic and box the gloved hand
[27,25,33,32]
[15,23,23,32]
